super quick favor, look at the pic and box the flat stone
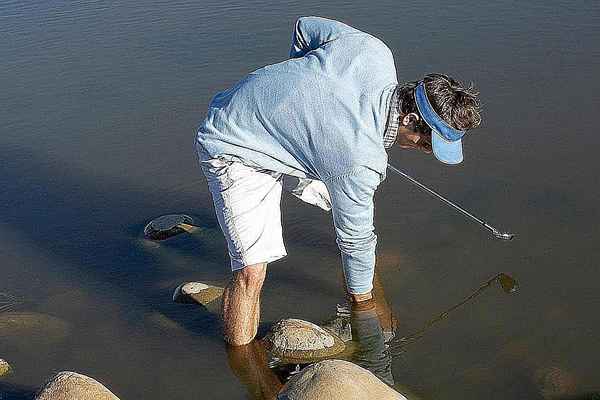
[0,358,11,377]
[36,371,120,400]
[277,359,406,400]
[264,319,345,363]
[172,282,224,306]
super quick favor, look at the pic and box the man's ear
[401,113,420,126]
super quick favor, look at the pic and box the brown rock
[36,371,120,400]
[278,359,406,400]
[264,319,345,363]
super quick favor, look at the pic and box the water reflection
[226,341,283,400]
[349,301,395,386]
[388,272,519,354]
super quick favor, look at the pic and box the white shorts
[197,145,331,271]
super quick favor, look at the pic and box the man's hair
[397,73,481,134]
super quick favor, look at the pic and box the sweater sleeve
[324,167,381,294]
[290,16,358,58]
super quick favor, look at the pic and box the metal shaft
[387,163,514,240]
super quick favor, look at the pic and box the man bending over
[195,16,481,345]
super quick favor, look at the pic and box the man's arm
[290,16,358,58]
[324,167,381,296]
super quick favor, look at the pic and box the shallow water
[1,0,600,398]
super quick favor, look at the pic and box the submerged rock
[534,366,578,399]
[277,359,406,400]
[144,214,197,240]
[36,371,120,400]
[264,319,345,363]
[0,312,70,344]
[172,282,224,306]
[0,358,12,377]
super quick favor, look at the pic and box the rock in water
[0,358,12,377]
[36,371,120,400]
[264,319,345,363]
[277,359,406,400]
[534,366,577,399]
[144,214,196,241]
[172,282,224,306]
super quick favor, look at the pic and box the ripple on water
[0,292,21,313]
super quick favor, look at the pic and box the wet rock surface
[143,214,196,241]
[277,359,406,400]
[172,282,224,306]
[0,358,12,377]
[264,319,345,363]
[36,371,120,400]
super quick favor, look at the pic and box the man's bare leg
[222,262,267,346]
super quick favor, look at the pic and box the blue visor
[414,82,465,165]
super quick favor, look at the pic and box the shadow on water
[0,382,36,400]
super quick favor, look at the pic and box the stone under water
[277,359,406,400]
[264,319,345,363]
[172,282,224,306]
[143,214,196,241]
[36,371,120,400]
[0,312,70,345]
[534,365,578,399]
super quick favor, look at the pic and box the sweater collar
[383,86,400,149]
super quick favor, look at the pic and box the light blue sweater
[196,17,398,294]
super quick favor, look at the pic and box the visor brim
[432,131,463,165]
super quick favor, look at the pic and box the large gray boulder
[36,371,120,400]
[264,319,345,363]
[277,359,406,400]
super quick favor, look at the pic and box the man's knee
[233,263,267,289]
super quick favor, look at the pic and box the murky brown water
[2,1,599,399]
